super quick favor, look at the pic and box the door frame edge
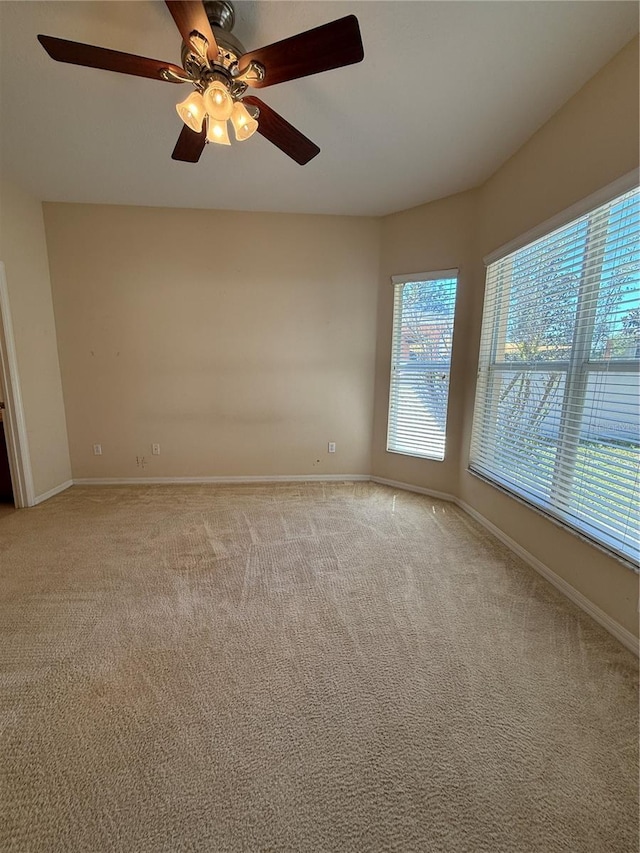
[0,262,36,507]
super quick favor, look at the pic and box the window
[470,187,639,563]
[387,270,458,460]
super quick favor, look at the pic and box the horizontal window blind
[387,271,458,460]
[470,187,639,564]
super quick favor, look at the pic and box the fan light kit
[37,0,364,165]
[175,74,256,144]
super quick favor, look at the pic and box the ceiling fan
[37,0,364,166]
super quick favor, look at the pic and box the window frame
[470,179,639,566]
[386,269,459,461]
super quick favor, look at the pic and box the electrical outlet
[152,444,160,455]
[328,442,336,453]
[93,444,102,456]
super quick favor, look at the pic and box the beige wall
[372,189,478,494]
[43,204,380,479]
[0,176,71,498]
[373,37,639,635]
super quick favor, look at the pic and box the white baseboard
[370,476,455,503]
[456,497,639,657]
[72,474,370,486]
[369,475,638,656]
[33,479,73,505]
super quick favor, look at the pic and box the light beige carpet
[0,482,637,852]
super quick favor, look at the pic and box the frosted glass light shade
[203,80,233,121]
[176,91,206,133]
[206,116,231,146]
[231,101,258,141]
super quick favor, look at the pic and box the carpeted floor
[0,482,637,852]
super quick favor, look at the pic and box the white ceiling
[0,1,637,216]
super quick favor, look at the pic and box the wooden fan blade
[165,1,219,63]
[243,97,319,165]
[172,125,206,162]
[37,35,187,82]
[238,15,363,88]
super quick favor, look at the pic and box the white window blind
[387,271,458,460]
[470,187,640,564]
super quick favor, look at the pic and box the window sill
[466,467,639,574]
[386,448,446,463]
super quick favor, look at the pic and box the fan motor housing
[206,0,246,64]
[180,0,246,73]
[204,1,235,33]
